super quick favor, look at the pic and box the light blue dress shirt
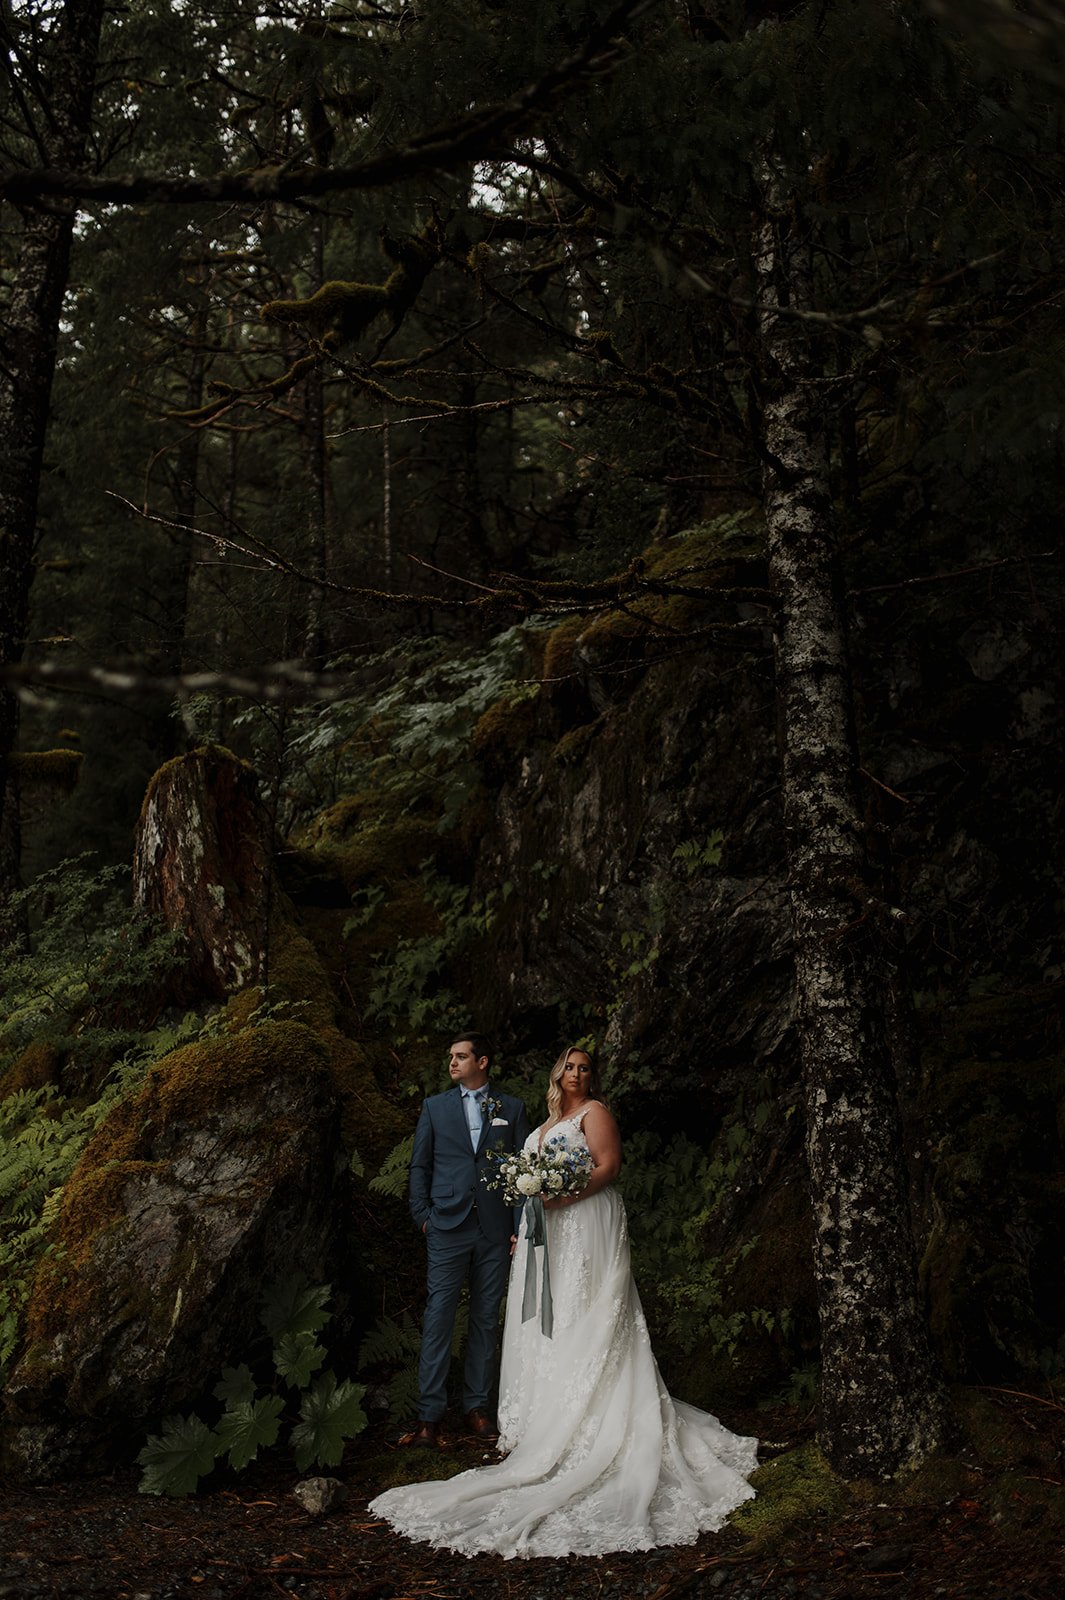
[461,1085,486,1151]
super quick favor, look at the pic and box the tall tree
[0,0,107,913]
[754,167,944,1473]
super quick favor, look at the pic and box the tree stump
[133,745,273,1000]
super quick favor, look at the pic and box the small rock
[292,1475,348,1516]
[707,1573,730,1592]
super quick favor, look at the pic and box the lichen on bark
[755,179,946,1477]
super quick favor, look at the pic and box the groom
[406,1033,530,1446]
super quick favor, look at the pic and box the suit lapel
[448,1086,470,1148]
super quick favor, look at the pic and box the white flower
[516,1173,542,1196]
[546,1171,564,1191]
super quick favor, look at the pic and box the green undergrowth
[731,1442,849,1547]
[138,1277,366,1496]
[733,1387,1065,1553]
[368,1441,473,1491]
[0,854,184,1097]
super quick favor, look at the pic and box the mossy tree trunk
[755,185,946,1477]
[0,0,106,923]
[133,746,274,1000]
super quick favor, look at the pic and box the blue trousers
[418,1211,511,1420]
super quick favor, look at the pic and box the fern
[368,1135,414,1198]
[386,1364,421,1422]
[0,855,183,1067]
[357,1310,421,1368]
[621,1128,782,1359]
[356,1310,422,1426]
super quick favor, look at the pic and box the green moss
[469,685,541,783]
[11,749,84,791]
[266,920,339,1032]
[22,1019,332,1347]
[541,615,588,682]
[541,519,767,694]
[302,801,437,897]
[261,222,443,347]
[367,1443,472,1490]
[262,278,388,335]
[895,1454,977,1506]
[550,719,601,766]
[731,1443,850,1547]
[0,1040,61,1100]
[137,743,256,839]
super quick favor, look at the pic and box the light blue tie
[464,1089,483,1151]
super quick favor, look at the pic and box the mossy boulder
[1,1018,346,1482]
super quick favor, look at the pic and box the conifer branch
[0,0,660,206]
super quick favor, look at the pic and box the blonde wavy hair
[545,1043,603,1122]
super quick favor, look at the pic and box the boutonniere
[483,1094,505,1124]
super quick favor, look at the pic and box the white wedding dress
[369,1109,758,1559]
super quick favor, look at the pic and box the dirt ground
[2,1393,1063,1600]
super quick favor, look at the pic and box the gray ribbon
[520,1195,553,1338]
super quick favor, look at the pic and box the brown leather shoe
[464,1408,498,1439]
[403,1419,440,1447]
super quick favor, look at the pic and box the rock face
[133,745,274,999]
[461,542,1065,1393]
[470,631,793,1102]
[2,1019,345,1481]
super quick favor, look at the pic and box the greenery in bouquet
[487,1137,594,1205]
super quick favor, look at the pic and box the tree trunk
[133,746,274,1000]
[0,0,106,915]
[156,288,207,757]
[755,188,946,1477]
[302,218,329,664]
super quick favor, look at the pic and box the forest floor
[2,1392,1063,1600]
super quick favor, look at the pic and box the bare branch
[849,551,1058,598]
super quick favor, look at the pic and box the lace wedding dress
[369,1109,758,1558]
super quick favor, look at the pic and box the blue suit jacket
[409,1086,530,1243]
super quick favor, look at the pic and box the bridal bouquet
[487,1137,594,1205]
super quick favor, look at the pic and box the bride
[368,1045,758,1558]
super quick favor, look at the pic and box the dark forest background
[1,0,1064,1511]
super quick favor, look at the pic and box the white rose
[546,1172,564,1191]
[516,1173,541,1196]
